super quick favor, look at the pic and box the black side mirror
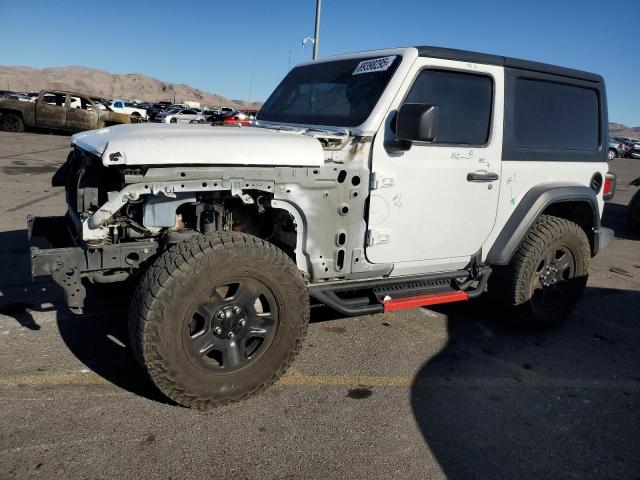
[396,103,439,142]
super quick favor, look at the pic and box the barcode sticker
[352,56,397,75]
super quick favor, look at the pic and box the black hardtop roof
[416,46,602,83]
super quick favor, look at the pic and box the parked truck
[0,90,130,133]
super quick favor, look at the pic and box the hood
[71,123,324,167]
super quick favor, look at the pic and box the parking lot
[0,130,638,479]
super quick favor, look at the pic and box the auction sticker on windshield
[353,56,397,75]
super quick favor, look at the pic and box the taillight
[603,172,616,201]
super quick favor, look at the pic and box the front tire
[1,113,24,133]
[491,215,590,329]
[129,233,309,409]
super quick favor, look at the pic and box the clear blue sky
[1,0,638,125]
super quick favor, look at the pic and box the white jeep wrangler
[29,46,615,408]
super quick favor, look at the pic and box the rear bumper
[28,215,158,313]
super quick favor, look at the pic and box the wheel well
[172,196,299,263]
[0,109,23,118]
[542,201,596,254]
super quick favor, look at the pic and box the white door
[366,58,504,270]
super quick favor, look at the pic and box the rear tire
[490,215,590,329]
[129,232,309,409]
[1,113,24,133]
[627,189,640,235]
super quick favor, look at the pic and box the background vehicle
[155,108,206,123]
[109,99,148,122]
[168,103,189,110]
[222,110,258,126]
[147,102,171,121]
[6,94,32,102]
[609,139,627,160]
[628,139,640,158]
[28,46,613,409]
[0,89,130,132]
[611,136,634,158]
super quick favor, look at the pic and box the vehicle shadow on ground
[411,287,640,479]
[0,229,58,330]
[0,228,170,403]
[602,202,638,241]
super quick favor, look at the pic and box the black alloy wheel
[529,244,576,317]
[184,278,279,373]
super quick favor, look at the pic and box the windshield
[258,55,401,127]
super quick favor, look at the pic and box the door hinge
[370,172,394,190]
[366,228,391,246]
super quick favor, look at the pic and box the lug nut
[217,311,226,319]
[214,326,222,335]
[232,306,241,315]
[239,319,246,327]
[227,332,235,339]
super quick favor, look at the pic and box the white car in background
[109,99,148,121]
[154,108,206,123]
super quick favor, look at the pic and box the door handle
[467,171,499,182]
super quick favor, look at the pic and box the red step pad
[381,290,468,312]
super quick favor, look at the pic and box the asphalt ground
[0,130,638,479]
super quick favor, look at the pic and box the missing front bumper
[28,215,159,314]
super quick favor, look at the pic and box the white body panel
[366,58,505,274]
[71,123,324,167]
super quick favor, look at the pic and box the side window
[182,110,195,115]
[403,70,493,145]
[513,79,599,151]
[80,97,94,110]
[115,101,123,108]
[42,92,66,107]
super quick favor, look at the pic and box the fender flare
[486,184,600,265]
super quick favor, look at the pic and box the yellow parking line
[0,371,107,386]
[281,368,412,386]
[0,369,411,387]
[1,369,638,390]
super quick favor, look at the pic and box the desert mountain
[609,122,640,139]
[0,65,261,109]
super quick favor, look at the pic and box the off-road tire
[627,189,640,235]
[491,214,590,329]
[129,232,309,409]
[1,113,24,133]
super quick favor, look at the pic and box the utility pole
[312,0,321,60]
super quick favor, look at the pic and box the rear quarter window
[514,79,599,151]
[502,68,605,162]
